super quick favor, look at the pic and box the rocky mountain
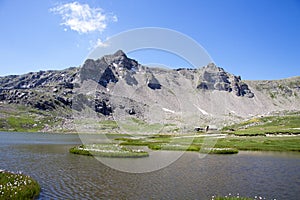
[0,50,299,133]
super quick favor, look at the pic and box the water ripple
[0,132,299,199]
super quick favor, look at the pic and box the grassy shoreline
[222,114,300,136]
[69,133,300,157]
[2,113,300,155]
[0,170,40,199]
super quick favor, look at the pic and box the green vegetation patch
[214,136,300,152]
[201,148,239,154]
[222,114,300,136]
[70,144,149,158]
[0,170,40,200]
[98,120,118,130]
[113,133,300,153]
[71,113,300,158]
[0,104,63,132]
[71,133,300,159]
[118,118,164,134]
[148,143,201,151]
[0,115,46,132]
[117,135,238,154]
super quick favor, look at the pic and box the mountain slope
[0,50,299,133]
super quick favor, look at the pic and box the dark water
[0,132,299,199]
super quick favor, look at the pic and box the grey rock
[56,96,72,107]
[34,100,56,110]
[0,94,5,101]
[126,108,136,115]
[94,98,113,116]
[147,74,161,90]
[124,73,138,86]
[197,63,254,98]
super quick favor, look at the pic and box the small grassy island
[0,170,40,199]
[70,144,149,158]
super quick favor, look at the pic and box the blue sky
[0,0,299,80]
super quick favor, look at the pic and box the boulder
[147,74,161,90]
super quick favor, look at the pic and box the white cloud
[94,38,109,47]
[89,38,109,50]
[50,2,117,34]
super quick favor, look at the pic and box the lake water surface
[0,132,299,199]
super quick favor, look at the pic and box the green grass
[214,136,300,152]
[118,118,164,134]
[148,143,201,151]
[0,170,40,200]
[200,148,239,154]
[117,135,239,154]
[0,104,63,132]
[98,120,118,130]
[116,134,300,153]
[70,133,300,159]
[70,145,93,156]
[222,114,300,136]
[0,115,45,132]
[70,144,149,158]
[117,134,173,146]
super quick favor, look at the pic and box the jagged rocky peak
[103,50,139,70]
[197,63,230,91]
[197,63,254,98]
[79,50,140,87]
[113,49,126,57]
[203,62,223,71]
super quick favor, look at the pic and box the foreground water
[0,132,299,199]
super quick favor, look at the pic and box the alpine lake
[0,131,299,199]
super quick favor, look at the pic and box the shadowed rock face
[147,74,161,90]
[80,50,139,87]
[0,50,299,129]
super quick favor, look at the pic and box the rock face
[0,50,299,130]
[80,50,139,87]
[0,67,78,111]
[196,63,254,98]
[0,68,76,90]
[147,73,162,90]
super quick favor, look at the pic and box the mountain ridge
[0,50,299,133]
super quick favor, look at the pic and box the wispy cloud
[89,38,109,50]
[50,2,117,34]
[94,38,109,47]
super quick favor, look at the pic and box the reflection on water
[0,132,299,199]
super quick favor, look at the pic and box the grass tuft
[0,170,40,200]
[70,144,149,158]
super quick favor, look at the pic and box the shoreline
[1,131,299,153]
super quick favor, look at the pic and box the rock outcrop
[80,50,139,87]
[196,63,254,98]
